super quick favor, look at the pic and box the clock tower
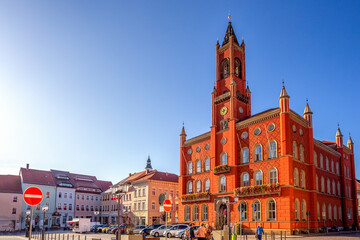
[211,18,251,131]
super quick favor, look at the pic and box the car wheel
[154,232,159,237]
[167,233,172,238]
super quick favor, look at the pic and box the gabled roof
[20,168,56,186]
[97,180,113,191]
[134,170,178,183]
[0,175,22,194]
[50,169,75,188]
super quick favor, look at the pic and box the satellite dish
[159,193,165,205]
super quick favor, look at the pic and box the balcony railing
[234,183,280,197]
[181,192,210,203]
[213,165,230,175]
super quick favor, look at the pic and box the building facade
[178,19,358,234]
[100,188,118,224]
[0,175,23,231]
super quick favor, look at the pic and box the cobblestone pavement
[1,232,360,240]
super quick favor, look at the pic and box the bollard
[285,231,286,240]
[281,231,283,240]
[78,235,80,240]
[265,232,267,240]
[67,234,69,240]
[72,235,74,240]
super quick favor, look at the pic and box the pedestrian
[255,223,264,240]
[205,224,212,240]
[196,223,206,240]
[189,223,195,240]
[185,227,190,240]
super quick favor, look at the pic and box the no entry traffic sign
[24,187,43,206]
[163,199,172,212]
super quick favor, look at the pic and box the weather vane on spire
[228,11,231,21]
[282,79,285,87]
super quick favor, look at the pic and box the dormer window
[220,58,229,79]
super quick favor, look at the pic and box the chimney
[26,164,29,170]
[129,173,131,177]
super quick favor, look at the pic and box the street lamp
[25,210,31,237]
[112,183,130,240]
[94,211,100,222]
[41,206,49,240]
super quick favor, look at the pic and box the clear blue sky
[0,1,359,182]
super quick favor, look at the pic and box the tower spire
[145,155,153,170]
[222,13,239,46]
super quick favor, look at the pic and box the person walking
[189,223,195,240]
[205,224,212,240]
[255,223,264,240]
[196,223,206,240]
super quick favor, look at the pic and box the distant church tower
[145,155,153,170]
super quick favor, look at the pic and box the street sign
[159,193,165,205]
[163,199,172,212]
[24,187,43,206]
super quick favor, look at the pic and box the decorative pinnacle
[306,98,308,104]
[282,79,285,87]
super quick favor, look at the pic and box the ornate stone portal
[214,197,230,230]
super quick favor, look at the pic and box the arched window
[331,159,334,172]
[267,199,276,221]
[242,172,250,187]
[302,199,307,220]
[322,203,326,220]
[314,151,317,167]
[299,144,304,162]
[239,201,247,220]
[220,58,229,79]
[326,157,329,171]
[269,141,277,159]
[221,152,228,165]
[317,202,320,220]
[339,206,342,220]
[300,170,305,189]
[293,168,299,187]
[294,198,300,220]
[205,157,210,171]
[269,168,277,184]
[193,205,199,221]
[255,171,263,185]
[188,162,193,175]
[321,176,325,193]
[196,180,201,193]
[316,175,319,191]
[293,142,298,159]
[328,204,332,220]
[234,58,242,79]
[202,204,208,221]
[327,178,331,194]
[187,181,193,194]
[185,205,190,221]
[219,175,226,192]
[334,205,337,221]
[254,144,262,161]
[336,162,339,175]
[205,179,210,192]
[196,160,201,173]
[337,182,340,196]
[320,154,324,169]
[252,200,261,221]
[332,180,336,195]
[242,148,249,164]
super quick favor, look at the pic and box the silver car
[163,224,189,238]
[150,225,172,237]
[175,226,200,239]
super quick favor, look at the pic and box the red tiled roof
[20,168,56,186]
[0,175,22,194]
[97,180,113,191]
[138,171,178,183]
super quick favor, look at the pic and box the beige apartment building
[117,156,179,226]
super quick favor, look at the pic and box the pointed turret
[246,85,251,94]
[279,82,290,113]
[303,99,313,128]
[180,123,187,147]
[335,124,343,147]
[145,155,153,170]
[347,134,354,152]
[180,125,186,136]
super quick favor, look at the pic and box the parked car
[175,226,200,239]
[114,225,127,235]
[91,224,103,232]
[97,224,109,233]
[127,225,146,234]
[150,225,172,237]
[163,224,189,238]
[106,226,116,233]
[139,224,162,236]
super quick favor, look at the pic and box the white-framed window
[269,168,277,184]
[321,176,325,193]
[331,159,334,173]
[152,202,156,210]
[239,201,247,220]
[193,205,199,221]
[255,145,262,161]
[300,170,305,189]
[205,179,210,192]
[187,181,193,194]
[252,200,261,221]
[196,160,201,173]
[327,178,331,194]
[255,171,263,185]
[336,162,339,175]
[221,152,228,165]
[196,180,201,193]
[302,199,307,220]
[314,151,317,167]
[328,204,332,220]
[299,144,304,162]
[332,180,336,195]
[242,172,250,186]
[295,198,300,220]
[242,148,249,163]
[185,206,190,221]
[219,175,226,192]
[205,157,210,171]
[320,154,324,169]
[269,141,277,159]
[322,203,326,220]
[188,162,193,175]
[268,199,276,221]
[293,142,298,159]
[326,157,329,171]
[202,204,208,221]
[294,168,299,187]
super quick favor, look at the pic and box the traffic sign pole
[165,212,168,240]
[28,206,34,240]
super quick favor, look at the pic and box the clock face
[220,107,228,116]
[239,107,244,113]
